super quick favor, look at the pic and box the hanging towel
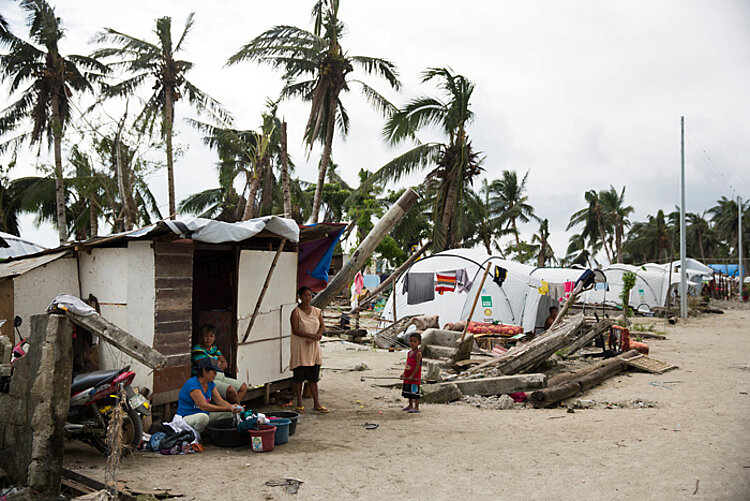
[563,281,575,300]
[353,272,364,295]
[493,266,508,287]
[547,282,565,302]
[405,272,435,305]
[456,268,472,293]
[435,271,457,294]
[537,280,549,295]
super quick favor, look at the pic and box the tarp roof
[0,232,46,260]
[0,251,71,279]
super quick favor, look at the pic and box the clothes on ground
[403,272,435,305]
[290,306,323,370]
[292,364,321,383]
[177,376,214,417]
[182,410,233,434]
[403,348,422,385]
[435,271,457,294]
[191,344,222,376]
[456,268,472,293]
[402,382,421,400]
[165,414,201,443]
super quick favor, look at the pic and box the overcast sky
[2,0,749,259]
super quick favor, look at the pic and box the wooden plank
[152,342,190,357]
[0,279,14,344]
[61,468,136,501]
[155,277,192,289]
[154,240,193,254]
[153,365,190,393]
[155,321,191,335]
[155,260,193,278]
[163,354,190,367]
[65,311,166,369]
[155,310,191,324]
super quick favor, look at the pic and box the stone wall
[0,314,72,496]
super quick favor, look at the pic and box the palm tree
[531,218,555,267]
[93,13,229,219]
[568,189,614,263]
[564,232,595,267]
[227,0,401,224]
[492,170,537,248]
[685,211,717,262]
[362,67,483,250]
[623,209,672,263]
[708,196,748,255]
[599,185,633,263]
[463,179,507,254]
[0,0,107,243]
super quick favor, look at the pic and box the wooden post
[311,189,419,309]
[460,263,492,342]
[241,238,288,343]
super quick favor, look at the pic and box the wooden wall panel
[153,240,193,394]
[0,279,14,344]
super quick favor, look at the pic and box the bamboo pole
[241,238,288,343]
[459,263,492,342]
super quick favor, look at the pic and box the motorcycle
[2,316,149,454]
[66,365,150,454]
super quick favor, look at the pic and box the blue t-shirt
[176,376,215,417]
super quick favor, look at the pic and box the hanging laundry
[492,266,508,287]
[528,277,542,289]
[404,272,435,305]
[594,282,609,291]
[547,282,566,302]
[456,268,472,293]
[435,271,457,294]
[563,281,575,300]
[353,272,364,295]
[537,280,549,295]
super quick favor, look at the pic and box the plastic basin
[207,418,250,448]
[249,425,276,453]
[268,418,291,445]
[265,411,299,435]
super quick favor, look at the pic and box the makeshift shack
[0,217,343,407]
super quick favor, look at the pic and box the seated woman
[191,324,248,404]
[176,357,242,433]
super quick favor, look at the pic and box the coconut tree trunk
[311,97,337,224]
[512,218,521,247]
[164,86,176,219]
[89,197,98,237]
[242,172,260,221]
[51,96,67,244]
[280,120,292,218]
[596,216,612,263]
[439,166,460,251]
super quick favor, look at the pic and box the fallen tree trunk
[467,314,585,375]
[547,349,640,387]
[530,349,640,408]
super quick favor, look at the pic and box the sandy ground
[63,308,750,500]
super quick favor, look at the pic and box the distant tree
[623,209,672,263]
[228,0,400,223]
[492,170,537,248]
[0,0,107,243]
[599,185,633,263]
[568,189,613,263]
[531,218,555,267]
[93,12,229,219]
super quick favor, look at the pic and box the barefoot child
[401,332,422,413]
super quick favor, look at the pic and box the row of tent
[381,249,716,333]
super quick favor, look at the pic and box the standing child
[401,332,422,413]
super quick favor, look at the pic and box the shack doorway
[192,249,237,376]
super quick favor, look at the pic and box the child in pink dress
[401,332,422,413]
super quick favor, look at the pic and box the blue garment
[176,376,214,417]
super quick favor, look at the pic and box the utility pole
[680,117,688,319]
[740,195,744,301]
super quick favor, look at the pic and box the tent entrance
[192,249,237,377]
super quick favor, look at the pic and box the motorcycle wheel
[89,399,144,455]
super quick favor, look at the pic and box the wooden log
[65,311,166,369]
[312,189,419,309]
[530,349,640,408]
[466,314,585,375]
[530,381,580,409]
[547,349,640,387]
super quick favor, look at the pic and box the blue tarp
[708,264,741,276]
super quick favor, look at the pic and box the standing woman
[289,286,329,413]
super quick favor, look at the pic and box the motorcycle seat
[71,367,128,395]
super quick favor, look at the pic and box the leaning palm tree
[568,189,614,264]
[228,0,400,224]
[93,13,229,219]
[531,218,555,267]
[362,67,483,251]
[0,0,107,243]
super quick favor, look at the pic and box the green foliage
[375,235,406,268]
[620,271,636,317]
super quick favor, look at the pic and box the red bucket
[249,425,276,453]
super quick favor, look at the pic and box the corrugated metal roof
[0,251,71,279]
